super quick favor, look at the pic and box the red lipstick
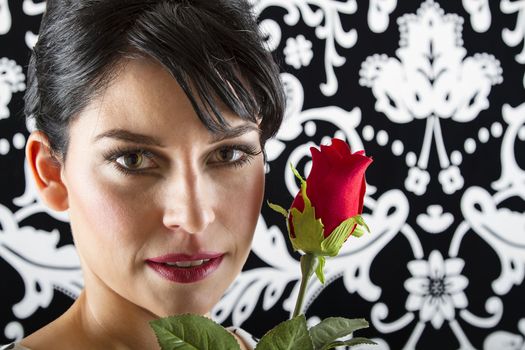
[146,253,223,283]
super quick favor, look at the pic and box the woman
[2,0,284,349]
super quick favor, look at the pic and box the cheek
[66,168,151,263]
[216,162,265,245]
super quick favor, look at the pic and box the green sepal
[309,317,370,350]
[288,163,326,254]
[290,162,306,185]
[290,205,325,254]
[315,256,326,284]
[354,215,370,233]
[149,314,240,350]
[255,314,314,350]
[320,217,356,257]
[321,338,377,350]
[352,225,364,238]
[267,201,289,218]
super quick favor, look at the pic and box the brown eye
[207,144,259,168]
[116,152,144,169]
[216,148,243,163]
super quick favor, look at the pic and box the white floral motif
[438,165,464,195]
[368,0,397,33]
[501,0,525,88]
[250,0,357,96]
[284,35,313,69]
[0,204,82,320]
[454,103,525,297]
[493,103,525,198]
[404,167,430,196]
[461,186,525,295]
[502,0,525,64]
[462,0,491,33]
[484,319,525,350]
[0,58,26,120]
[360,0,502,195]
[404,250,469,329]
[0,0,11,35]
[416,204,454,234]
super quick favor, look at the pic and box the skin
[23,58,265,349]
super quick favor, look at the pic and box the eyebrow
[94,129,165,147]
[210,124,260,142]
[94,124,260,146]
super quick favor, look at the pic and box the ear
[25,131,69,211]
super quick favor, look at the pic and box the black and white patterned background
[1,1,525,349]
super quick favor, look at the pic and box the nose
[162,170,216,234]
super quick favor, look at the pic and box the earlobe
[26,131,69,211]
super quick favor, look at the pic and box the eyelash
[101,146,151,177]
[102,144,261,177]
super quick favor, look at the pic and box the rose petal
[358,177,366,214]
[320,144,343,164]
[305,146,332,202]
[308,153,372,235]
[330,138,352,158]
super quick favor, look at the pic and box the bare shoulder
[20,313,84,350]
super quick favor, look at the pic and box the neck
[47,273,247,350]
[68,278,160,349]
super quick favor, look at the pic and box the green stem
[292,254,317,319]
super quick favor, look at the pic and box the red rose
[289,138,372,239]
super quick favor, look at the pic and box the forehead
[75,58,256,145]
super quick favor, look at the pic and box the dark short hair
[25,0,285,160]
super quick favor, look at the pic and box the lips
[146,253,224,283]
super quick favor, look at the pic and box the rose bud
[269,138,372,269]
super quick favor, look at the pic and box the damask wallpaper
[1,0,524,349]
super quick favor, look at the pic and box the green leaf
[315,256,326,284]
[150,314,240,350]
[309,317,369,350]
[267,201,289,218]
[322,337,377,350]
[320,218,356,256]
[256,315,314,350]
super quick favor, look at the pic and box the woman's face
[61,59,265,316]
